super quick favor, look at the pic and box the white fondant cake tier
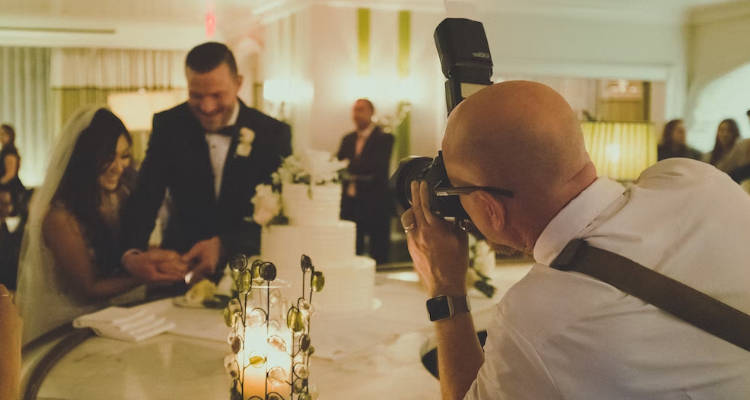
[308,256,376,316]
[261,221,375,315]
[261,221,356,265]
[282,183,341,225]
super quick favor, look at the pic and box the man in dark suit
[122,42,291,283]
[337,99,394,264]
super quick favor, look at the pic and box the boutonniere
[235,127,255,157]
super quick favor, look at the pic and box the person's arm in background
[402,181,484,400]
[374,133,394,183]
[716,139,749,173]
[336,134,349,161]
[0,284,21,400]
[0,154,18,184]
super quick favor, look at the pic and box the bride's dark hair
[55,108,132,273]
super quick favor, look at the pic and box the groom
[122,42,292,284]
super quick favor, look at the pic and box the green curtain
[357,8,371,76]
[394,102,411,161]
[51,87,136,136]
[398,11,411,78]
[0,46,53,187]
[393,13,412,165]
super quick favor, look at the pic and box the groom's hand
[122,249,187,283]
[182,236,222,285]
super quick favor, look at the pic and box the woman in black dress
[0,124,25,215]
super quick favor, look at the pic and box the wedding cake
[255,151,376,315]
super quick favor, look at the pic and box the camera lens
[390,152,470,219]
[390,156,433,212]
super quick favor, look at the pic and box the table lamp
[581,121,658,182]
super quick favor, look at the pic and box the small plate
[172,294,231,309]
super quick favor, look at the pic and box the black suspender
[550,239,750,352]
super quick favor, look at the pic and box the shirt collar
[357,123,375,138]
[227,100,240,126]
[533,177,626,266]
[205,101,241,136]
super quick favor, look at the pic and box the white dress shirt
[205,102,240,198]
[466,158,750,399]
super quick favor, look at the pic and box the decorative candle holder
[225,254,324,400]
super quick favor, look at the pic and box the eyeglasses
[434,186,514,198]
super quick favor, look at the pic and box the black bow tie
[213,125,236,137]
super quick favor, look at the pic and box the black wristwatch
[426,295,470,321]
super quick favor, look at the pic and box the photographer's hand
[403,181,483,400]
[401,180,469,297]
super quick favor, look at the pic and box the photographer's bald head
[442,81,597,254]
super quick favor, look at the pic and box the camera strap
[550,238,750,352]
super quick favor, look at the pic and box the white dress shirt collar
[205,100,241,198]
[533,177,626,266]
[226,100,240,128]
[356,122,375,139]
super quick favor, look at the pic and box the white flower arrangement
[467,234,496,298]
[252,150,348,227]
[251,184,282,226]
[271,150,348,186]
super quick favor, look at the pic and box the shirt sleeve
[464,309,562,400]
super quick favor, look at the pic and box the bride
[17,107,186,345]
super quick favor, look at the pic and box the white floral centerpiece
[467,234,496,298]
[251,184,282,227]
[252,150,348,227]
[272,150,349,187]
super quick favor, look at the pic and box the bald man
[402,81,750,399]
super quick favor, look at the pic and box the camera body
[390,18,493,219]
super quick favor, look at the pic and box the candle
[238,323,292,399]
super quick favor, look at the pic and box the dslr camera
[390,18,498,223]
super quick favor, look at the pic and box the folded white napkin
[73,306,175,342]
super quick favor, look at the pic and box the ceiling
[0,0,736,50]
[0,0,733,24]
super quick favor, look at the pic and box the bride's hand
[123,249,187,283]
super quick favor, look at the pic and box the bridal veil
[17,106,104,345]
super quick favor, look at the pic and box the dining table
[21,261,533,400]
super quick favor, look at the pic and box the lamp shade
[108,90,184,131]
[582,121,658,182]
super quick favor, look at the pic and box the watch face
[427,296,451,321]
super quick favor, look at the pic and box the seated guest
[704,119,740,166]
[657,119,701,161]
[0,189,23,290]
[402,81,750,399]
[16,107,187,345]
[717,110,750,182]
[0,124,25,215]
[0,284,21,400]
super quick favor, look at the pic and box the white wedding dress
[17,107,106,345]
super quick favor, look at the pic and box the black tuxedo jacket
[122,100,291,257]
[336,126,394,216]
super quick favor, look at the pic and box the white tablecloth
[34,263,533,400]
